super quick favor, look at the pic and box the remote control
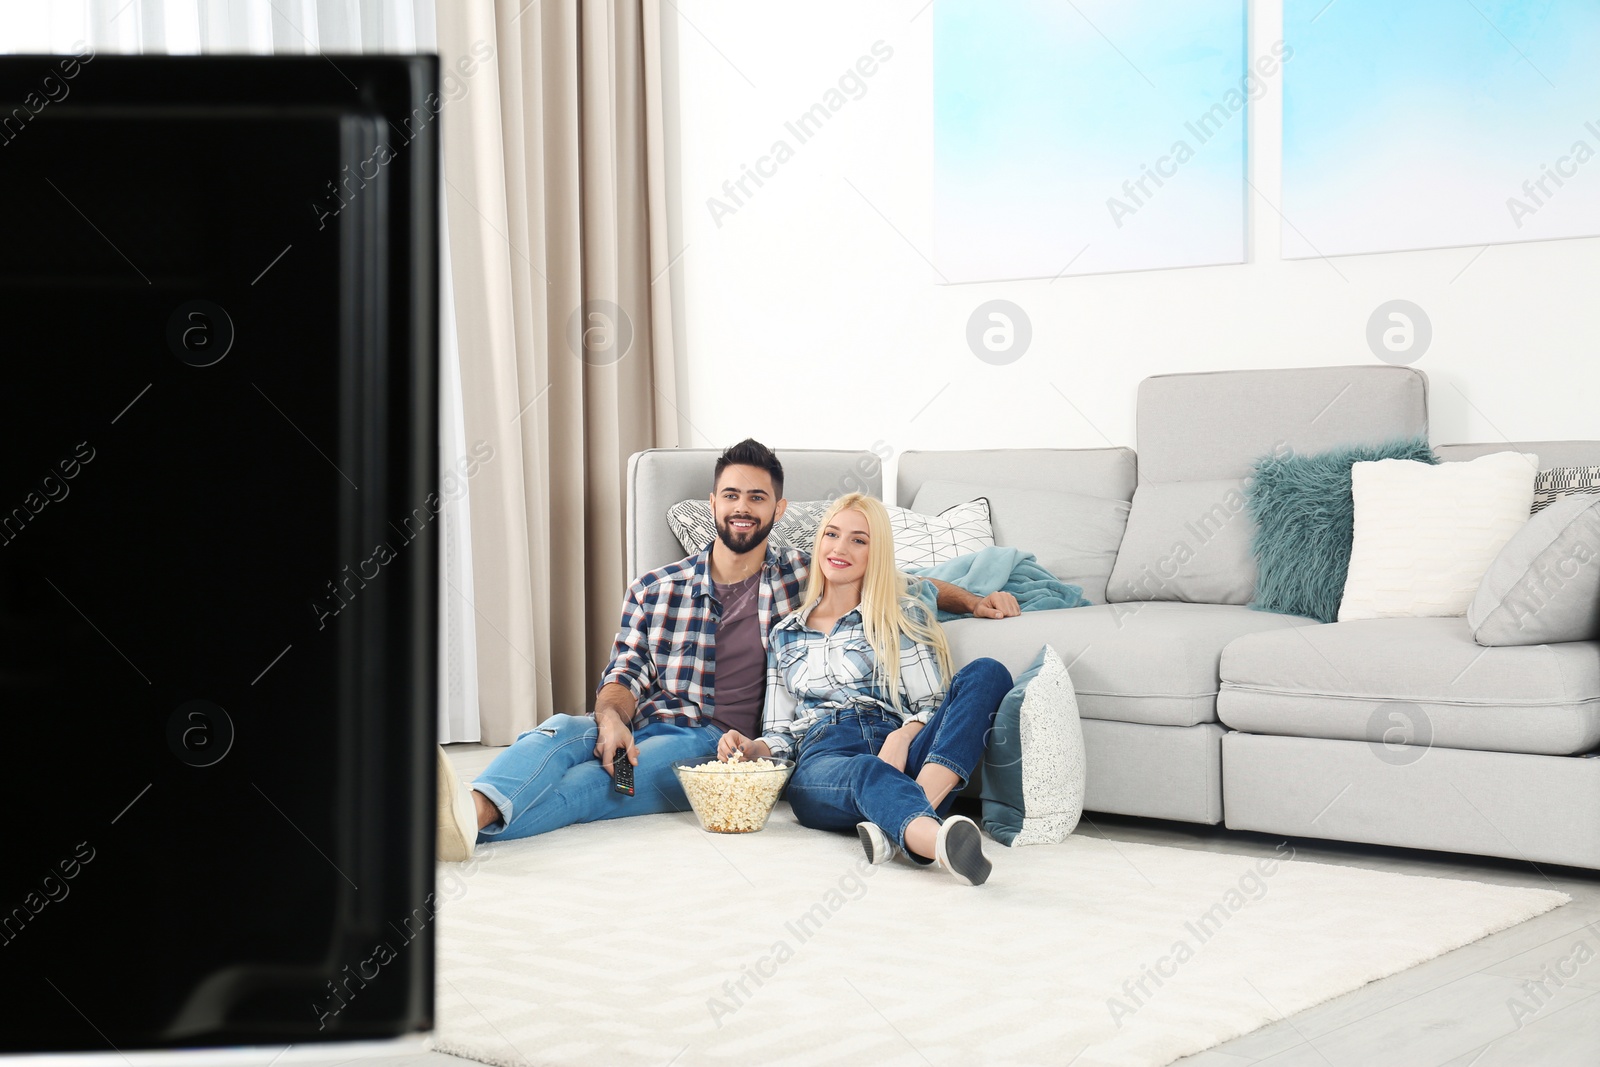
[611,747,634,796]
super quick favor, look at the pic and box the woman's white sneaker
[935,815,991,886]
[856,821,898,865]
[436,745,478,862]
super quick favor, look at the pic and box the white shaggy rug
[427,805,1568,1067]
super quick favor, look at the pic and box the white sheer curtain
[4,0,483,742]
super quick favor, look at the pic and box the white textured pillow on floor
[979,645,1085,847]
[1338,451,1538,620]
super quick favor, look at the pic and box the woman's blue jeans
[785,658,1013,854]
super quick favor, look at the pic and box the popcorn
[675,755,791,834]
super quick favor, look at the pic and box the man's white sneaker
[856,821,898,865]
[935,815,991,886]
[436,745,478,862]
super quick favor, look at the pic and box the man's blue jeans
[785,658,1013,854]
[471,714,724,842]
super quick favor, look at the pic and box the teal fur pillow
[1246,436,1437,623]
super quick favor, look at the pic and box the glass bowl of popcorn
[671,753,795,834]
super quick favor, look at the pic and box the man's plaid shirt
[596,540,810,729]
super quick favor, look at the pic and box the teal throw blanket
[908,546,1090,621]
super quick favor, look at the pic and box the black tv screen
[0,54,439,1052]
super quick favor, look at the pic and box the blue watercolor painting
[934,0,1251,283]
[1283,0,1600,257]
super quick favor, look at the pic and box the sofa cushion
[1468,493,1600,646]
[943,602,1317,727]
[1105,480,1257,604]
[910,479,1129,602]
[1218,617,1600,756]
[1108,366,1429,605]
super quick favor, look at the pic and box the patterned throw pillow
[1533,466,1600,514]
[887,498,993,569]
[664,498,993,568]
[664,500,719,555]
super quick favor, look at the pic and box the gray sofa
[625,366,1600,871]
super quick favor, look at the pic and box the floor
[280,742,1600,1067]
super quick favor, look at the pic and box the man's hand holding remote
[593,682,640,775]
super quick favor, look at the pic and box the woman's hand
[716,730,771,761]
[877,723,921,772]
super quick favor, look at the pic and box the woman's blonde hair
[798,493,953,710]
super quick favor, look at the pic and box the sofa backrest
[897,447,1137,503]
[1438,441,1600,468]
[626,448,882,581]
[1106,365,1430,605]
[897,447,1137,603]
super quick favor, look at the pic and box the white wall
[661,0,1600,499]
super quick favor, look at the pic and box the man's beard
[715,513,774,555]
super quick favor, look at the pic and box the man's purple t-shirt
[710,571,764,737]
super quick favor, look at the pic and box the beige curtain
[436,0,679,744]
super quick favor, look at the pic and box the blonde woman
[716,493,1013,886]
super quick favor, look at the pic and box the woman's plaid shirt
[596,541,810,729]
[757,580,946,759]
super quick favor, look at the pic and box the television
[0,53,439,1052]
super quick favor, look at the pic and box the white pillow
[664,497,993,569]
[1338,452,1538,620]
